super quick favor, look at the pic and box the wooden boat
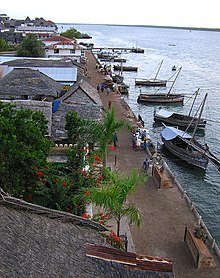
[160,126,209,169]
[137,93,184,104]
[154,89,207,130]
[137,67,183,104]
[160,93,210,170]
[135,60,167,86]
[113,65,138,72]
[154,108,206,130]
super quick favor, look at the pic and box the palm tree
[79,169,147,236]
[87,108,130,167]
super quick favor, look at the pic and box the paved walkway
[85,50,220,277]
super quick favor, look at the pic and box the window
[54,49,59,54]
[70,49,75,54]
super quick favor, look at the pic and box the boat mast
[188,88,200,117]
[167,67,182,95]
[191,93,207,139]
[154,60,164,81]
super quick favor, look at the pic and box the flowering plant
[101,230,125,250]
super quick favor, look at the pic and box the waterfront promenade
[85,50,220,277]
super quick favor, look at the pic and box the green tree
[78,169,147,236]
[0,38,9,51]
[65,108,129,166]
[16,34,45,57]
[61,27,81,39]
[0,102,51,196]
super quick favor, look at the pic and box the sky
[1,0,220,29]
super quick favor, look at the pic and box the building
[0,190,174,277]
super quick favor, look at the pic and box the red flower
[36,171,43,178]
[62,181,67,187]
[85,191,90,196]
[82,213,89,218]
[99,212,103,216]
[109,145,115,150]
[99,220,104,225]
[94,155,101,161]
[114,236,121,242]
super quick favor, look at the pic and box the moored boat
[135,60,167,87]
[113,65,138,72]
[137,93,184,104]
[160,126,209,169]
[154,108,206,130]
[137,67,183,105]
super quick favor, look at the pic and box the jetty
[85,49,220,278]
[92,47,144,53]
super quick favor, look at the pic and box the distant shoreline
[57,22,220,32]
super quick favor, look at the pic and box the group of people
[132,128,151,151]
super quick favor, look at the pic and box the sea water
[58,23,220,247]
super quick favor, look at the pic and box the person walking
[108,99,112,109]
[97,83,100,93]
[113,131,118,148]
[101,83,105,93]
[106,87,110,95]
[142,158,149,173]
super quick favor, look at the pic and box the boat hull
[137,94,184,104]
[113,65,138,72]
[161,138,209,170]
[135,80,167,86]
[154,113,206,130]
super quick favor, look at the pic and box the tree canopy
[0,102,51,196]
[16,34,45,57]
[60,27,81,39]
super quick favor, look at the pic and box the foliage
[0,38,9,51]
[101,230,125,250]
[16,34,45,57]
[28,146,106,215]
[61,27,81,39]
[65,108,130,167]
[76,169,147,236]
[0,102,51,196]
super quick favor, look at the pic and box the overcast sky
[1,0,219,29]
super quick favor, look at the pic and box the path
[85,50,220,278]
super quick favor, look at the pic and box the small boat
[113,65,138,72]
[137,93,184,104]
[160,126,209,169]
[135,60,167,87]
[112,57,127,63]
[172,65,176,71]
[154,108,206,130]
[154,89,207,130]
[130,47,144,53]
[137,67,183,104]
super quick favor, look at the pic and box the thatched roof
[0,68,63,98]
[0,190,173,278]
[61,79,103,106]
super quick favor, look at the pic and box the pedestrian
[97,83,100,93]
[142,158,149,173]
[101,83,105,93]
[108,99,112,109]
[106,87,110,95]
[132,134,137,151]
[113,131,118,148]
